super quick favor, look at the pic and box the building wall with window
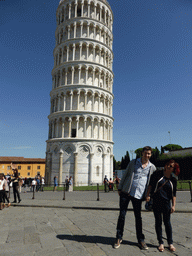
[0,157,45,178]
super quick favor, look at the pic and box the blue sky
[0,0,192,161]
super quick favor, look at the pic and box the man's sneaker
[138,241,148,250]
[113,238,122,249]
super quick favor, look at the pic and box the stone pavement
[0,190,192,256]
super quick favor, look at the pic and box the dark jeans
[13,185,21,202]
[3,191,10,204]
[116,192,145,242]
[153,200,173,245]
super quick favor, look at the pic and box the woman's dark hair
[165,159,180,176]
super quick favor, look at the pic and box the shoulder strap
[154,179,168,194]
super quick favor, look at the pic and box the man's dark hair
[142,146,152,153]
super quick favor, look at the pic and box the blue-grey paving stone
[24,233,40,244]
[34,247,68,256]
[39,232,64,249]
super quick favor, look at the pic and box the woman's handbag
[145,179,169,211]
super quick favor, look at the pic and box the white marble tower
[45,0,114,186]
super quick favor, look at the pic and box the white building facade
[45,0,114,186]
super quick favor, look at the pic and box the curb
[11,204,192,213]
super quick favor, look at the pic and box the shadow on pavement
[56,234,156,248]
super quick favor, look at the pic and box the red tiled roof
[0,156,45,163]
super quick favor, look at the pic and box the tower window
[71,129,76,138]
[77,8,81,17]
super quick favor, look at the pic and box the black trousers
[153,199,173,245]
[3,191,10,204]
[116,193,145,242]
[13,185,20,202]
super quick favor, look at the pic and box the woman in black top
[146,160,180,252]
[12,168,21,203]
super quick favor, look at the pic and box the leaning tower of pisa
[45,0,114,186]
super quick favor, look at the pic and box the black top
[149,170,177,201]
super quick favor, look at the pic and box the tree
[163,144,182,152]
[135,148,143,159]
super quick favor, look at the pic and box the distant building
[165,147,192,157]
[0,157,45,178]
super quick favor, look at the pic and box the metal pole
[188,181,192,202]
[32,185,35,200]
[97,183,99,201]
[63,183,65,200]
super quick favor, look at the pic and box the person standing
[65,176,69,191]
[12,168,21,203]
[68,176,73,192]
[53,176,58,191]
[146,160,179,252]
[0,173,5,210]
[114,146,156,250]
[3,175,11,207]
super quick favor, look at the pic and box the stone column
[63,94,66,111]
[75,3,77,17]
[72,44,75,61]
[66,46,69,61]
[92,94,94,111]
[99,49,101,63]
[69,4,71,19]
[70,91,73,110]
[84,92,87,110]
[74,152,78,186]
[85,67,88,84]
[65,70,68,85]
[61,47,64,63]
[61,120,65,138]
[110,154,113,180]
[81,2,84,17]
[93,25,96,39]
[68,26,70,39]
[76,117,79,137]
[93,46,95,62]
[100,8,102,22]
[98,96,100,112]
[98,120,100,139]
[56,119,59,138]
[87,23,90,37]
[102,153,107,181]
[91,120,94,138]
[78,67,81,84]
[74,22,76,38]
[58,94,61,111]
[52,121,54,138]
[59,151,63,186]
[71,66,74,84]
[94,4,96,19]
[89,153,94,184]
[107,99,109,115]
[77,91,80,110]
[88,3,90,18]
[98,71,101,87]
[103,121,105,139]
[84,118,87,138]
[80,22,83,37]
[92,69,95,85]
[104,72,106,89]
[79,43,82,60]
[86,44,89,60]
[68,118,72,137]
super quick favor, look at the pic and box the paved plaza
[0,190,192,256]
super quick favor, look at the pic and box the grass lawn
[42,181,192,191]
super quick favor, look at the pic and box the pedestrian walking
[146,159,180,252]
[31,179,36,193]
[114,146,156,250]
[41,177,45,191]
[65,176,69,191]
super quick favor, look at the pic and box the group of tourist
[114,146,180,252]
[53,175,73,192]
